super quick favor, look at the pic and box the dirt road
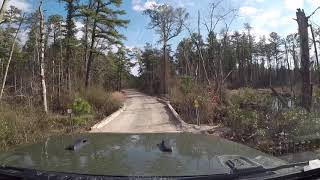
[92,89,181,133]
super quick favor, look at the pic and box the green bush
[274,108,306,132]
[71,97,92,115]
[72,116,90,126]
[231,88,273,108]
[227,106,260,135]
[180,75,193,95]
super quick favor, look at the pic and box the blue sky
[3,0,320,50]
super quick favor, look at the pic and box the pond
[271,96,296,112]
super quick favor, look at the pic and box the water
[271,97,295,111]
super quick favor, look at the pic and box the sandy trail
[93,89,181,133]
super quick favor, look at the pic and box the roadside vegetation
[0,87,125,150]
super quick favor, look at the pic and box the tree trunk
[85,1,99,88]
[197,11,210,86]
[296,9,312,111]
[39,2,48,113]
[0,16,23,100]
[161,42,168,94]
[310,24,320,83]
[284,41,293,94]
[83,16,89,76]
[0,0,8,24]
[65,0,74,93]
[83,0,92,78]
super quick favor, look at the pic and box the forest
[1,0,320,156]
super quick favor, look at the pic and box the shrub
[72,115,91,126]
[272,108,306,135]
[51,92,75,112]
[111,91,125,105]
[71,97,92,115]
[227,106,260,135]
[231,88,273,108]
[180,75,193,95]
[82,87,124,116]
[169,83,223,125]
[0,104,55,150]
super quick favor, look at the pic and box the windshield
[1,0,320,178]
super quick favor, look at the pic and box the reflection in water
[22,155,34,167]
[0,133,286,176]
[272,97,295,111]
[79,156,87,168]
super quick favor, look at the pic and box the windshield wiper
[221,158,320,180]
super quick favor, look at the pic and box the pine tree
[83,0,129,88]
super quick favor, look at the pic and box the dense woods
[0,0,131,111]
[0,0,130,149]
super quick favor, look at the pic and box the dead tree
[310,24,320,82]
[296,9,312,111]
[284,40,293,94]
[39,1,48,113]
[0,15,24,100]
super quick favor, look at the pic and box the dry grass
[0,87,125,151]
[0,104,65,150]
[81,87,124,118]
[111,91,126,104]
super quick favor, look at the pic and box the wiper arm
[222,157,320,180]
[228,160,309,176]
[217,155,320,179]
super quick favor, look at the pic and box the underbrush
[81,87,125,118]
[169,76,225,125]
[169,81,320,155]
[0,87,124,151]
[226,88,320,155]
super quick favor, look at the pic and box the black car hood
[0,133,287,176]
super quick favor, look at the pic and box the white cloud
[132,0,160,12]
[283,0,304,11]
[251,9,281,29]
[307,0,320,7]
[240,6,259,16]
[174,0,195,7]
[242,0,264,4]
[252,27,269,38]
[0,0,32,12]
[75,21,84,40]
[18,29,29,45]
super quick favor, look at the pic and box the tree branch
[308,6,320,19]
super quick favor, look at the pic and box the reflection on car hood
[0,133,287,176]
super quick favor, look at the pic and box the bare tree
[39,1,48,113]
[144,5,189,94]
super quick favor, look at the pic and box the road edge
[156,97,229,134]
[90,103,126,132]
[156,97,191,131]
[90,91,127,132]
